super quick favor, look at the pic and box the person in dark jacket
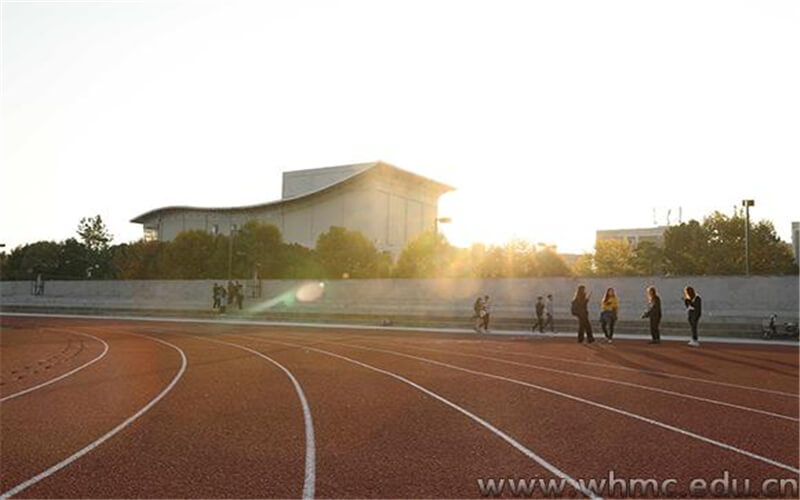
[684,286,702,347]
[532,296,546,333]
[642,286,662,344]
[571,285,594,343]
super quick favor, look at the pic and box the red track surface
[1,314,798,499]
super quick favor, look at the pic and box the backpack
[570,299,579,316]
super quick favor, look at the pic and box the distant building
[793,222,799,264]
[131,161,454,256]
[596,226,668,248]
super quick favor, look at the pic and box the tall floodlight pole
[742,200,755,275]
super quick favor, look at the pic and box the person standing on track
[599,287,618,343]
[473,296,485,333]
[218,286,227,314]
[532,296,546,333]
[482,295,492,333]
[212,283,220,310]
[684,286,702,347]
[642,286,662,344]
[571,285,594,344]
[543,293,555,333]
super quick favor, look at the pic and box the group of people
[473,285,704,346]
[570,284,703,346]
[212,280,244,313]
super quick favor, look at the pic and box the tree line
[1,210,796,280]
[576,211,797,276]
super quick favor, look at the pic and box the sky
[1,0,798,254]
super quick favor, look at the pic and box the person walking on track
[571,285,594,344]
[543,294,555,333]
[532,296,546,333]
[642,286,662,344]
[599,287,619,343]
[684,286,702,347]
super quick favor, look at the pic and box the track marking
[228,334,599,499]
[353,338,799,422]
[0,328,109,403]
[187,335,316,500]
[0,331,187,499]
[315,340,800,475]
[446,343,800,398]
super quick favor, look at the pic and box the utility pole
[742,200,755,275]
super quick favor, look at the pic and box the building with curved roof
[131,161,454,256]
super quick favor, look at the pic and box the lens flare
[296,281,326,303]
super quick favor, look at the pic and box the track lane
[340,337,800,468]
[353,335,800,421]
[0,329,109,403]
[0,328,181,497]
[212,331,590,499]
[11,325,309,499]
[238,329,800,498]
[0,327,105,399]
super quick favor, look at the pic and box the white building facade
[131,162,454,256]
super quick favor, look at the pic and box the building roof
[131,161,454,224]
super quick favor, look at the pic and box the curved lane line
[359,339,799,422]
[234,335,598,499]
[0,329,110,403]
[336,341,800,476]
[192,336,316,500]
[0,331,187,499]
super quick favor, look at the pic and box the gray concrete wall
[2,276,797,326]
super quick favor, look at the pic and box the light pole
[434,216,452,276]
[742,199,754,275]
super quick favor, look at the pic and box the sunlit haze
[2,1,798,254]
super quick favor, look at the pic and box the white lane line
[323,341,800,476]
[0,329,110,403]
[190,336,316,500]
[0,331,187,500]
[454,344,800,399]
[231,335,598,499]
[355,339,799,422]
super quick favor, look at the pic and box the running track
[1,314,798,498]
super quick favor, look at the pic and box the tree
[631,241,665,276]
[233,221,284,278]
[110,240,166,279]
[76,215,114,279]
[663,220,708,275]
[77,215,113,252]
[315,226,389,278]
[572,253,595,277]
[535,247,573,277]
[161,230,220,279]
[394,231,458,278]
[593,239,635,276]
[279,243,326,279]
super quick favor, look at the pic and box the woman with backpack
[571,285,594,344]
[599,287,618,343]
[642,286,662,344]
[684,286,702,347]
